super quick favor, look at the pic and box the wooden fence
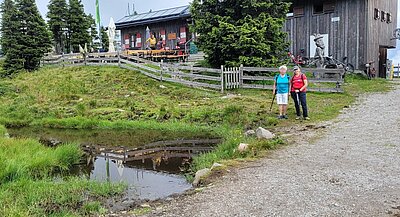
[41,52,345,93]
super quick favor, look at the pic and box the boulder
[256,127,275,139]
[244,130,255,137]
[192,168,211,187]
[238,143,249,153]
[211,163,225,171]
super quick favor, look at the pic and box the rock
[192,168,211,187]
[211,163,224,171]
[238,143,249,152]
[118,109,125,112]
[256,127,275,139]
[159,85,167,89]
[4,133,10,138]
[244,130,255,136]
[140,203,151,208]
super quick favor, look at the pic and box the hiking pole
[269,92,276,112]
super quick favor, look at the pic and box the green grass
[0,137,82,183]
[0,177,125,217]
[0,65,393,214]
[0,131,125,216]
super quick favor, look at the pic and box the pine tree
[0,0,24,75]
[100,26,109,52]
[191,0,290,67]
[67,0,91,53]
[87,14,99,52]
[16,0,52,71]
[47,0,68,54]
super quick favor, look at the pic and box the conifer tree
[67,0,91,53]
[16,0,52,71]
[191,0,290,67]
[0,0,24,75]
[87,14,99,52]
[47,0,68,54]
[100,26,109,52]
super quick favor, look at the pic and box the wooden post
[62,53,65,68]
[221,65,224,93]
[117,50,121,67]
[239,64,244,87]
[160,59,164,82]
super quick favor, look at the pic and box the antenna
[128,3,131,16]
[132,2,135,14]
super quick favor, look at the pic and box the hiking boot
[283,115,288,119]
[304,117,310,120]
[277,115,284,119]
[295,116,301,120]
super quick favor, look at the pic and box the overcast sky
[0,0,399,64]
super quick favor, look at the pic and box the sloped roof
[116,5,191,29]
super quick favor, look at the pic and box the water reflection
[77,157,192,200]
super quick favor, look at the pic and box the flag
[95,0,100,24]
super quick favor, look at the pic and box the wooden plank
[242,76,342,83]
[166,71,220,81]
[242,83,343,93]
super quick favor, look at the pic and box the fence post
[220,65,224,94]
[62,53,65,68]
[160,59,164,82]
[239,64,244,88]
[117,50,121,67]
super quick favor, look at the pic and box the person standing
[273,65,291,119]
[290,66,310,120]
[146,34,157,50]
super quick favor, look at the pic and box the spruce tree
[191,0,290,67]
[47,0,68,54]
[100,26,109,52]
[87,14,99,52]
[16,0,52,71]
[67,0,91,53]
[0,0,24,75]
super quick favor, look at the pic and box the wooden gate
[221,65,243,93]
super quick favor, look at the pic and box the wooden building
[285,0,398,77]
[116,1,398,77]
[115,6,191,51]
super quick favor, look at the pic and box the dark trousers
[291,91,308,117]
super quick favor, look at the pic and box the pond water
[8,127,220,200]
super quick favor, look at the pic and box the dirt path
[149,82,400,217]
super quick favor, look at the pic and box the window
[313,1,335,15]
[293,6,304,17]
[381,11,386,22]
[374,8,380,20]
[287,4,294,17]
[323,1,336,13]
[387,12,392,23]
[313,3,323,14]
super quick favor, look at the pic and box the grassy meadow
[0,64,392,216]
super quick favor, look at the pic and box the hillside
[0,65,359,129]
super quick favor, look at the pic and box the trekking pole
[296,90,301,107]
[269,92,276,112]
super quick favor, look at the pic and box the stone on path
[256,127,275,139]
[192,168,211,187]
[237,143,249,153]
[244,130,255,136]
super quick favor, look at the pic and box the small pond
[8,127,220,200]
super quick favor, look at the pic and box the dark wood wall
[284,0,368,70]
[366,0,397,77]
[120,19,190,50]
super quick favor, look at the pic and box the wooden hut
[116,1,398,77]
[115,6,191,51]
[285,0,398,78]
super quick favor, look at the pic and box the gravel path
[152,82,400,217]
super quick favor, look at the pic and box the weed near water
[0,177,125,217]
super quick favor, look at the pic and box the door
[378,46,387,78]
